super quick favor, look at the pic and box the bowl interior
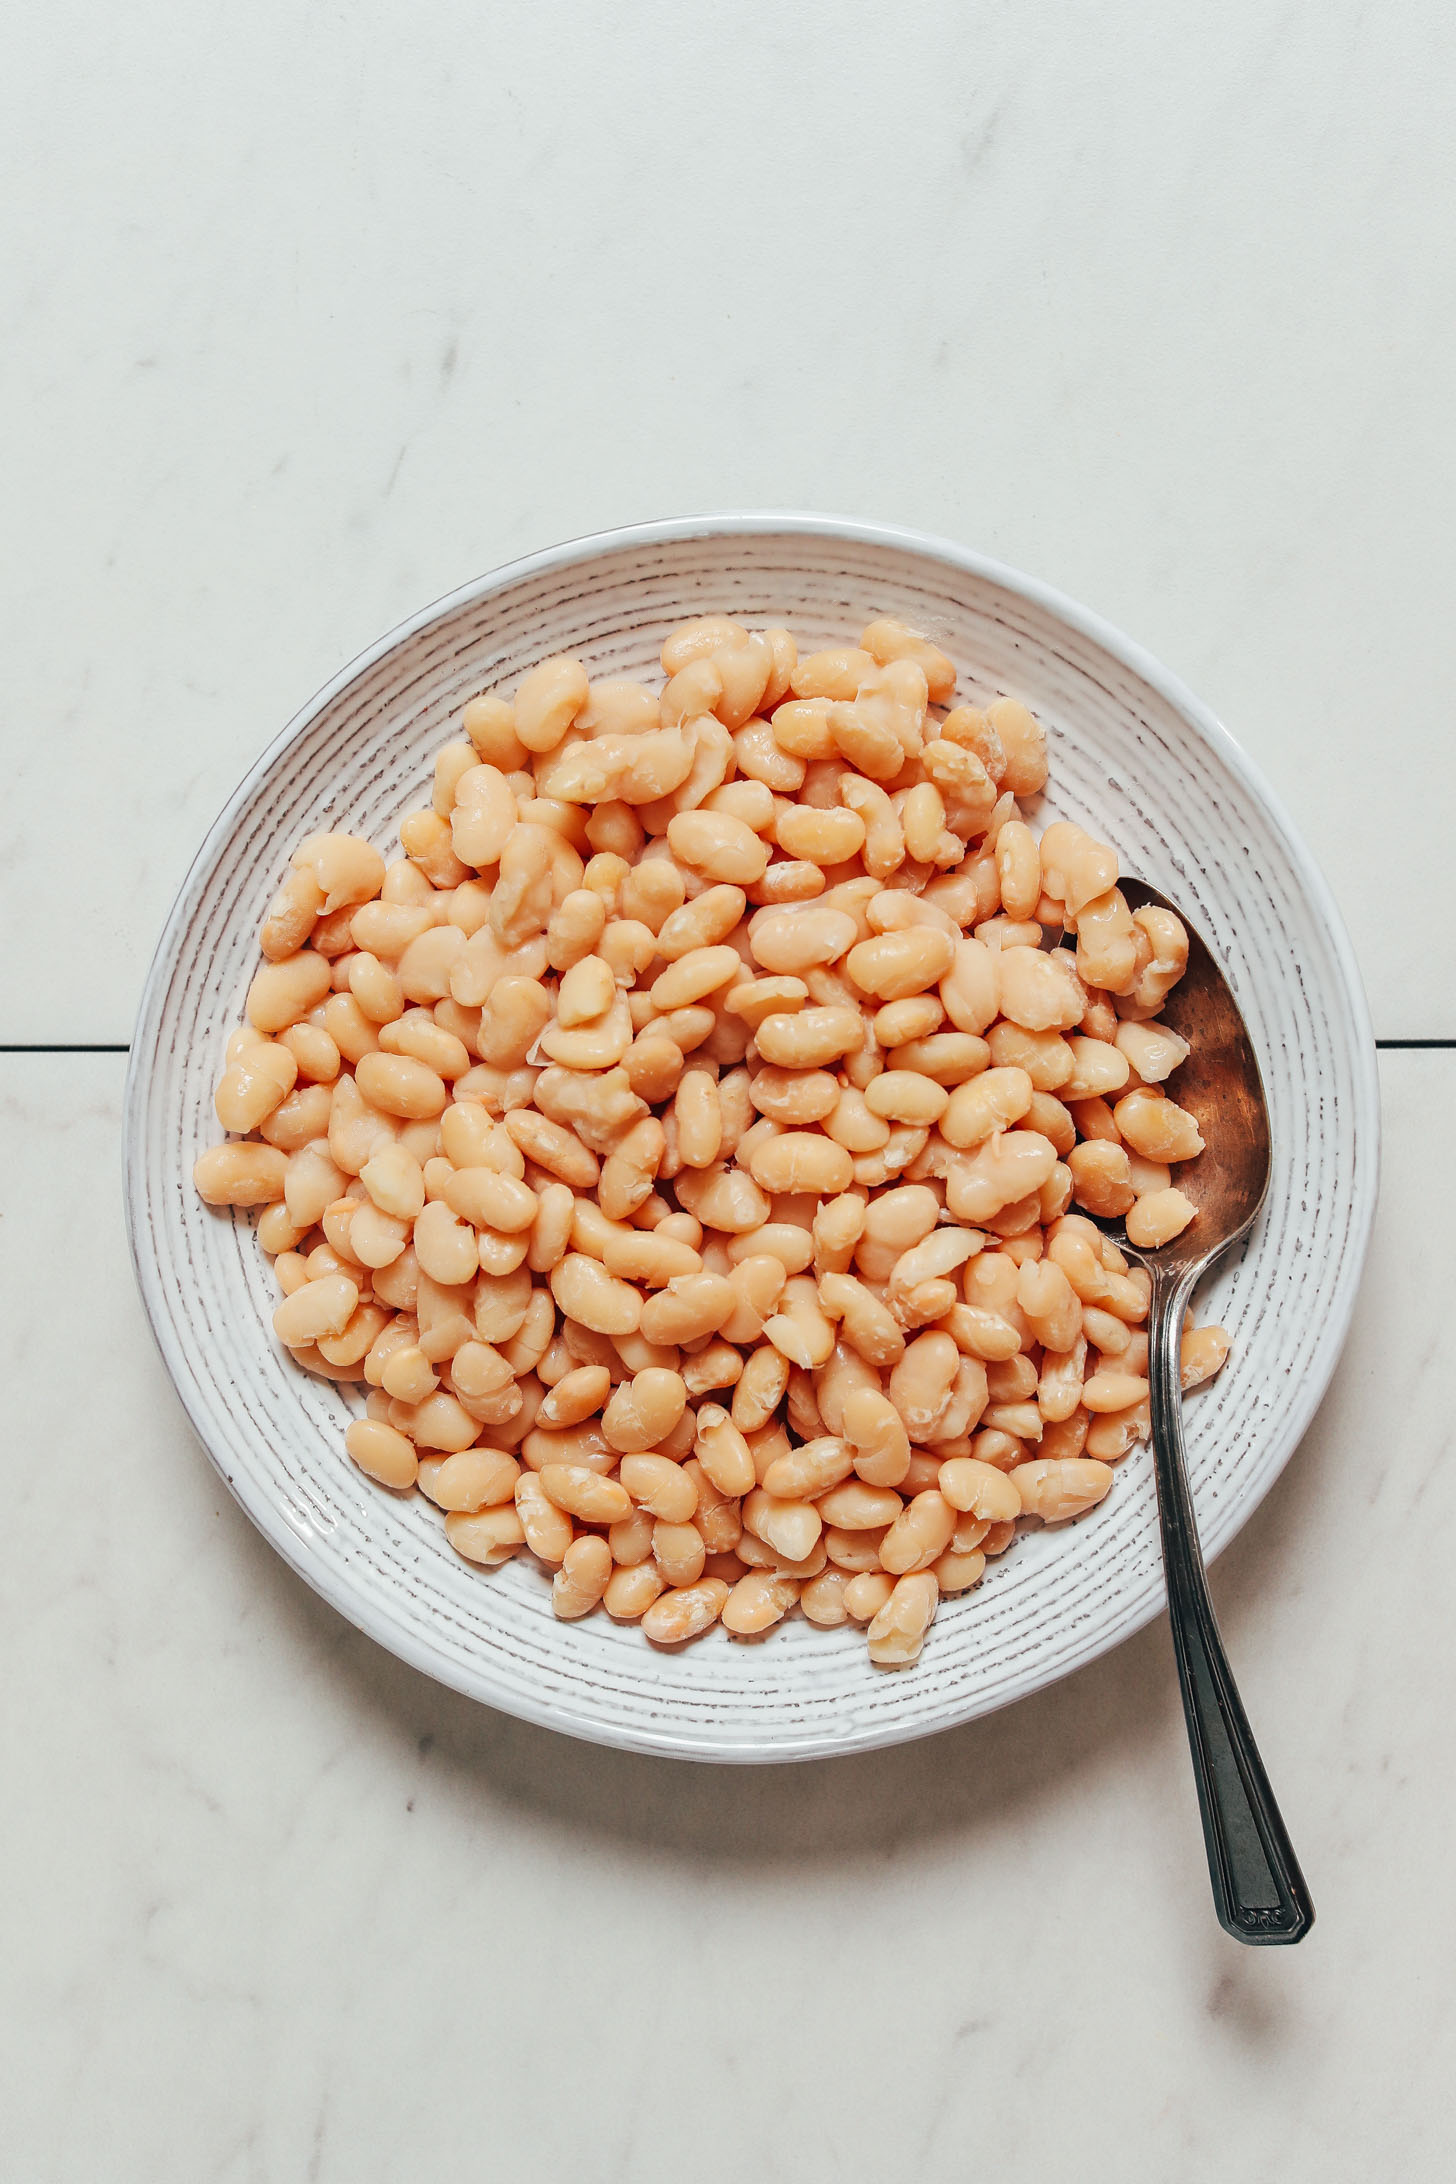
[126,518,1378,1761]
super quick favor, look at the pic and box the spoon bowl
[1113,878,1273,1269]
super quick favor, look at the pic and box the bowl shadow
[211,1335,1348,1885]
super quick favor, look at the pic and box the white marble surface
[3,2,1455,1038]
[2,1053,1452,2181]
[4,7,1453,2174]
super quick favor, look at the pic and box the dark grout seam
[2,1039,1455,1055]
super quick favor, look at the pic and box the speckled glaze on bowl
[123,514,1379,1762]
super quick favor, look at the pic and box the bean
[553,1535,613,1619]
[259,1208,307,1259]
[863,1070,948,1126]
[503,1108,599,1189]
[663,1065,720,1170]
[933,937,997,1040]
[846,928,956,1001]
[539,1465,632,1524]
[879,1490,956,1575]
[1083,1371,1151,1414]
[1123,907,1189,1015]
[747,1132,854,1196]
[874,997,944,1051]
[417,1447,520,1513]
[883,1330,956,1439]
[401,1390,481,1453]
[656,884,749,960]
[458,695,523,770]
[774,803,864,864]
[888,1233,982,1300]
[820,1522,888,1571]
[814,1272,903,1372]
[602,1367,688,1453]
[446,1504,526,1566]
[743,1487,822,1562]
[547,1253,643,1336]
[749,1006,859,1069]
[800,1568,851,1625]
[641,1579,730,1644]
[722,1570,797,1636]
[443,1166,539,1233]
[625,1034,687,1104]
[1012,1456,1113,1522]
[867,1571,939,1665]
[666,809,770,885]
[215,1040,299,1134]
[1115,1019,1189,1084]
[839,773,905,877]
[652,1519,707,1587]
[790,647,875,701]
[246,952,333,1036]
[545,886,609,972]
[983,698,1047,798]
[680,1460,739,1555]
[996,946,1085,1034]
[728,1343,789,1433]
[1085,1403,1150,1462]
[530,1363,607,1430]
[354,1051,448,1121]
[748,906,858,975]
[513,655,589,753]
[1113,1089,1206,1163]
[933,1547,988,1595]
[1126,1187,1196,1248]
[288,832,386,916]
[944,1130,1059,1225]
[342,1417,418,1489]
[552,954,613,1029]
[763,1436,854,1499]
[650,944,743,1013]
[260,867,324,961]
[829,1385,908,1489]
[937,1457,1021,1522]
[1181,1324,1230,1389]
[194,1142,289,1206]
[604,1563,667,1620]
[762,1276,836,1369]
[855,617,953,703]
[995,820,1041,919]
[843,1571,896,1623]
[817,1479,903,1530]
[597,1116,666,1220]
[600,1227,702,1285]
[379,1012,470,1079]
[270,1272,358,1348]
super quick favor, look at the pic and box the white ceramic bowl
[124,514,1379,1762]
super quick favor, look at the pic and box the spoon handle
[1148,1266,1315,1944]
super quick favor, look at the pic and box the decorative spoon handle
[1147,1265,1315,1945]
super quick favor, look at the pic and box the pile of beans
[194,613,1229,1667]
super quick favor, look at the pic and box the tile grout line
[2,1040,1454,1055]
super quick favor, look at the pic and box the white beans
[200,606,1227,1674]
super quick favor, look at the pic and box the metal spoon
[1093,880,1314,1945]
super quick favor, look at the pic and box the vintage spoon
[1092,880,1314,1945]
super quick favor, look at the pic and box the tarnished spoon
[1094,880,1314,1945]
